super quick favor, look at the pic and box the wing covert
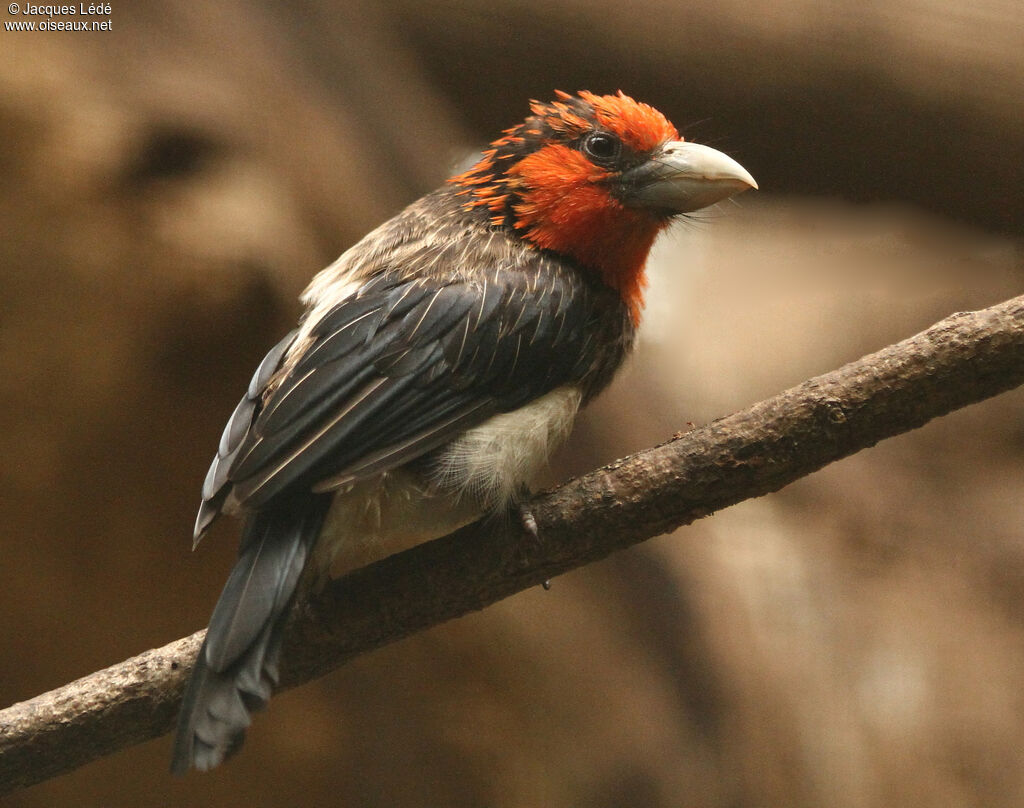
[195,256,631,538]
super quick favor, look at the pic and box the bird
[170,90,756,773]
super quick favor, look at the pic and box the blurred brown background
[2,1,1023,806]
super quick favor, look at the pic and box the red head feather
[451,91,682,323]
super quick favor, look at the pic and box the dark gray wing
[195,259,630,541]
[174,257,631,772]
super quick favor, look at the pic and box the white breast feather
[313,387,582,581]
[430,385,583,506]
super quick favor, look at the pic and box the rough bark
[1,294,1022,795]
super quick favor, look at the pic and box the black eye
[582,132,621,163]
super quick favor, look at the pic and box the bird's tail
[170,495,331,774]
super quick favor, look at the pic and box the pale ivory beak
[621,141,758,213]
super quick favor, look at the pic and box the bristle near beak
[618,141,757,214]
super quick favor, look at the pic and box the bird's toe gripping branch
[509,484,547,580]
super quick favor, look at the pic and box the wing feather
[194,254,631,537]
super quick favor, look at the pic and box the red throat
[508,145,666,324]
[449,91,681,325]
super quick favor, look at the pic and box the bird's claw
[515,484,540,548]
[519,503,539,544]
[512,488,550,591]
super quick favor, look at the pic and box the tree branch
[2,294,1022,794]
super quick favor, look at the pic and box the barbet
[171,90,756,772]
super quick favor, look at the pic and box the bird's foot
[519,502,539,544]
[512,487,551,589]
[514,484,540,547]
